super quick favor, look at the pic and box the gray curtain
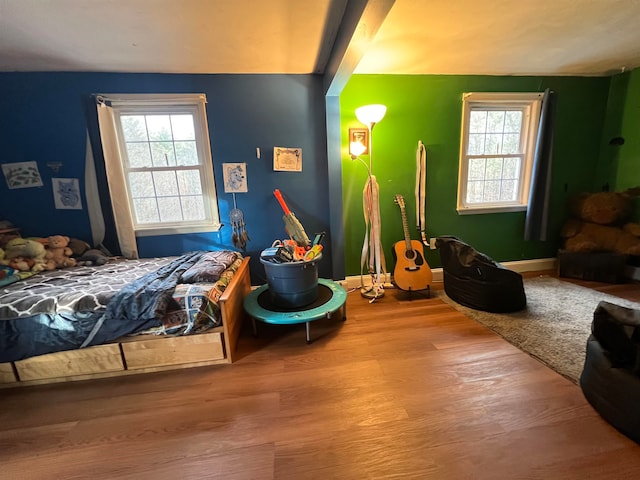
[524,88,557,241]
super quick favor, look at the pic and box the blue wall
[0,73,332,283]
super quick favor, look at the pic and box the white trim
[457,92,542,214]
[98,93,220,243]
[341,257,557,289]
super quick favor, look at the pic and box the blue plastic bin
[260,254,322,308]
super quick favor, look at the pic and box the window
[457,92,543,214]
[99,94,220,237]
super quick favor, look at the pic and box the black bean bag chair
[580,301,640,444]
[435,235,526,313]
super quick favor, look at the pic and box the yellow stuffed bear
[561,188,640,255]
[45,235,78,269]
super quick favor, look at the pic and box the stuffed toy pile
[561,187,640,255]
[2,238,55,272]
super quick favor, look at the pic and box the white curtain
[95,101,138,259]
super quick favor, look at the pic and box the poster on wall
[52,178,83,210]
[273,147,302,172]
[222,163,248,193]
[2,161,43,189]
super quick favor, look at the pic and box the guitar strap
[415,140,428,245]
[360,174,386,297]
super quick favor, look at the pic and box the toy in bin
[273,189,311,247]
[260,246,294,263]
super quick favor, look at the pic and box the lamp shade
[355,104,387,126]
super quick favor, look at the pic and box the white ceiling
[1,0,639,77]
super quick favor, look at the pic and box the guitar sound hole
[404,250,416,261]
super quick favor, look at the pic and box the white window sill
[135,223,222,237]
[457,205,527,215]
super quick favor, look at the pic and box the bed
[0,250,251,387]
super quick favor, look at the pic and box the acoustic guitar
[392,194,432,291]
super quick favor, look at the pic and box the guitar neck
[400,204,412,251]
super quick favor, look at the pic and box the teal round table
[243,278,347,344]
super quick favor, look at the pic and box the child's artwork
[222,163,248,193]
[52,178,83,210]
[2,161,43,189]
[273,147,302,172]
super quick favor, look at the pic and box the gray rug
[436,277,640,383]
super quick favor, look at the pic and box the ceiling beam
[322,0,396,96]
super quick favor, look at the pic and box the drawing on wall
[222,163,248,193]
[52,178,83,210]
[2,161,43,189]
[273,147,302,172]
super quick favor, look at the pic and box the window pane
[466,181,484,203]
[125,142,152,168]
[485,134,501,154]
[128,172,155,198]
[150,141,176,166]
[485,157,503,180]
[487,111,505,133]
[468,158,485,180]
[467,134,485,155]
[503,157,521,179]
[171,115,195,140]
[134,198,160,223]
[502,133,520,154]
[153,171,179,196]
[469,111,487,133]
[504,111,522,133]
[501,180,518,201]
[146,115,173,141]
[181,195,206,220]
[483,180,501,201]
[121,115,148,141]
[176,170,203,195]
[175,141,198,166]
[157,197,183,222]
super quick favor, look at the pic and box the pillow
[180,250,242,283]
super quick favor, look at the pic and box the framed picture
[273,147,302,172]
[222,163,248,193]
[349,128,369,155]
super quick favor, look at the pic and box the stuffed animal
[45,235,77,269]
[67,237,91,258]
[4,238,55,272]
[561,188,640,255]
[8,256,35,272]
[76,248,109,266]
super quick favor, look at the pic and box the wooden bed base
[0,257,251,388]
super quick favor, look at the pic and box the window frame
[457,92,543,215]
[105,94,220,237]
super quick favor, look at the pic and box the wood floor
[1,274,640,479]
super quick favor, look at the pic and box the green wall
[340,74,611,276]
[613,69,640,192]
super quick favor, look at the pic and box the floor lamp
[350,104,387,301]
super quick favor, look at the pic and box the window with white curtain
[457,92,543,214]
[97,94,220,240]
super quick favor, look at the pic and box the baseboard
[340,257,557,290]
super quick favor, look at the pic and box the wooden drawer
[0,362,17,384]
[122,333,225,370]
[14,344,124,381]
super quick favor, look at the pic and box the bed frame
[0,256,251,387]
